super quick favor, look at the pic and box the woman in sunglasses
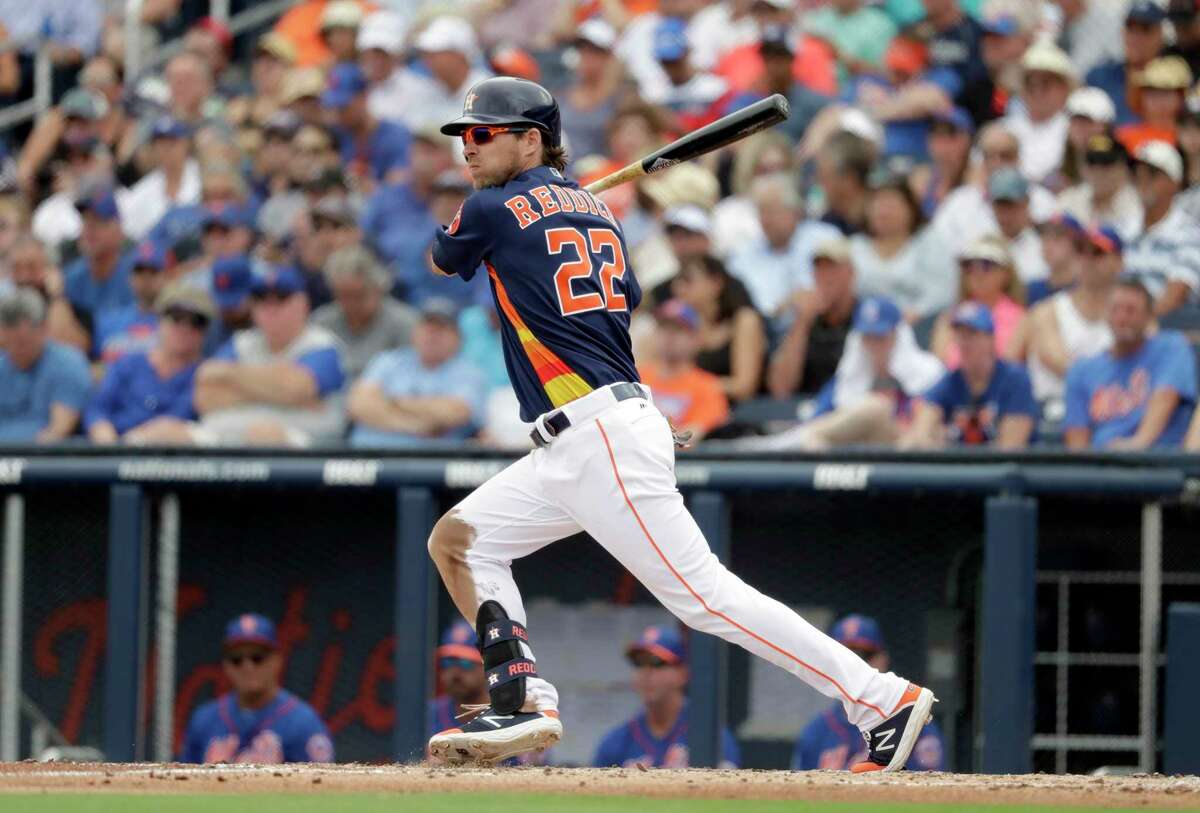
[84,283,214,445]
[929,234,1027,369]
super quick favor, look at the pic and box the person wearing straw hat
[1117,55,1193,153]
[1004,40,1077,184]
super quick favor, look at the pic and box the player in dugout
[593,624,739,769]
[793,615,944,771]
[180,614,334,764]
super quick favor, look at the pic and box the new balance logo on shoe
[478,714,514,728]
[875,728,896,752]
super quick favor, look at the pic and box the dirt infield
[1,762,1198,808]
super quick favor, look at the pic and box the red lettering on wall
[34,599,106,743]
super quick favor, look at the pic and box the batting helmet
[440,76,561,147]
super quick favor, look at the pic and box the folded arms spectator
[1125,140,1200,314]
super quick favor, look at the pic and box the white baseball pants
[442,384,910,730]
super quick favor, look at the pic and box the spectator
[1012,225,1118,409]
[793,615,944,770]
[637,300,729,443]
[426,620,488,744]
[0,288,89,443]
[251,111,302,200]
[901,301,1038,449]
[1125,140,1200,314]
[671,255,765,404]
[815,130,874,235]
[646,17,732,132]
[64,185,133,323]
[1004,40,1076,186]
[85,283,213,444]
[358,11,409,123]
[1026,213,1083,308]
[311,244,415,379]
[909,107,973,218]
[274,0,373,68]
[1065,277,1197,450]
[639,204,715,306]
[225,33,297,129]
[1085,1,1166,126]
[94,240,170,365]
[987,167,1049,285]
[1055,0,1128,78]
[920,0,991,126]
[322,62,410,189]
[768,236,860,399]
[558,19,623,166]
[978,4,1037,111]
[742,296,943,451]
[319,0,364,67]
[16,85,110,200]
[726,174,837,327]
[1070,276,1190,448]
[806,0,898,89]
[301,196,362,307]
[615,0,709,105]
[280,67,327,127]
[184,18,236,96]
[711,130,794,257]
[850,173,954,321]
[1178,100,1200,221]
[593,624,740,769]
[740,25,830,145]
[1057,133,1143,241]
[180,614,334,764]
[28,94,112,250]
[209,255,255,345]
[930,235,1026,369]
[392,16,491,134]
[0,0,102,89]
[7,234,90,353]
[1117,56,1192,154]
[1057,86,1117,189]
[193,265,345,447]
[348,297,485,447]
[117,116,201,242]
[1167,0,1200,79]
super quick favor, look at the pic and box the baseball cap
[250,265,306,298]
[1067,87,1117,123]
[223,613,279,651]
[150,115,190,140]
[281,67,326,105]
[435,619,482,664]
[60,87,107,121]
[1134,139,1184,183]
[951,301,996,334]
[211,255,255,310]
[830,614,885,653]
[357,11,407,54]
[1083,133,1127,165]
[575,18,617,51]
[987,167,1030,202]
[203,201,256,231]
[663,204,712,236]
[131,240,166,271]
[626,624,686,665]
[255,31,297,64]
[420,296,460,325]
[755,0,794,9]
[320,0,364,31]
[264,109,302,140]
[759,24,794,56]
[812,236,852,264]
[656,298,700,331]
[1136,55,1192,89]
[884,36,928,78]
[1020,39,1077,83]
[321,63,368,109]
[931,107,974,135]
[1040,211,1085,237]
[1084,224,1124,255]
[958,234,1013,267]
[980,13,1019,36]
[74,186,120,221]
[853,296,902,337]
[1127,0,1167,24]
[653,17,689,62]
[156,282,216,321]
[415,15,479,58]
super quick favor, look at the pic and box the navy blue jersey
[432,165,642,422]
[179,690,333,764]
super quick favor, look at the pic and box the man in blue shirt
[794,615,945,771]
[85,284,213,444]
[348,298,486,447]
[902,302,1039,448]
[1085,1,1167,125]
[593,625,740,769]
[180,614,334,764]
[918,0,992,125]
[94,240,168,364]
[64,186,133,323]
[0,289,90,443]
[1065,277,1198,449]
[323,63,411,188]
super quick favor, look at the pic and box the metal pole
[210,0,231,24]
[124,0,145,82]
[1140,502,1162,773]
[104,485,146,762]
[394,487,434,762]
[687,491,729,769]
[153,494,180,762]
[1,494,24,761]
[32,44,50,114]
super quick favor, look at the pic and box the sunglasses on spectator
[1081,245,1109,258]
[983,149,1019,162]
[224,652,268,667]
[251,290,295,304]
[462,125,529,146]
[961,259,1002,272]
[438,657,479,671]
[165,308,210,329]
[630,655,674,669]
[132,264,163,276]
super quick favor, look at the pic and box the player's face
[222,646,280,696]
[1108,286,1153,346]
[462,129,531,190]
[630,654,687,705]
[439,657,486,702]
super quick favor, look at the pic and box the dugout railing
[0,447,1194,773]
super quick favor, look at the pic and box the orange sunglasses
[462,125,529,146]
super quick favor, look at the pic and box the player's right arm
[431,194,494,281]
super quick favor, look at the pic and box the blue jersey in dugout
[180,689,334,764]
[792,701,945,771]
[593,705,741,769]
[432,165,642,422]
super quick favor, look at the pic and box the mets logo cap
[223,613,279,651]
[626,624,687,665]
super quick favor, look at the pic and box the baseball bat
[583,94,790,195]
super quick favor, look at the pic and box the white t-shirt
[117,160,202,242]
[1005,109,1068,186]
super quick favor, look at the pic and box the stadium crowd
[1,0,1200,452]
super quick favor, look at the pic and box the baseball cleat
[429,707,562,764]
[850,684,937,774]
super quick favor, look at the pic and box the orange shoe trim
[595,419,888,720]
[434,727,462,736]
[890,683,923,715]
[851,762,884,774]
[541,710,559,719]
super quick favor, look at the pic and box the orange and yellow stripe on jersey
[487,264,593,408]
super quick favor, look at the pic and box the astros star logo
[489,628,500,640]
[488,674,499,686]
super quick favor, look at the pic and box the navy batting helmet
[440,77,561,147]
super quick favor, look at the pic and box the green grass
[1,795,1190,813]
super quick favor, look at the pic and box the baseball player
[425,76,935,770]
[593,625,740,769]
[793,615,945,772]
[180,614,334,764]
